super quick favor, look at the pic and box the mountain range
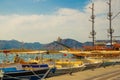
[0,39,119,50]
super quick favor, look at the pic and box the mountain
[43,38,83,50]
[0,40,22,49]
[0,39,83,50]
[0,39,42,50]
[23,42,42,50]
[0,39,120,50]
[83,42,93,46]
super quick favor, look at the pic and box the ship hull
[2,68,50,80]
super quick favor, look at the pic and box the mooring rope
[26,64,51,79]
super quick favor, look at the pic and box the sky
[0,0,120,43]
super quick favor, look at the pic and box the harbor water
[0,53,73,63]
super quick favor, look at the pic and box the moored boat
[0,63,51,80]
[0,50,53,80]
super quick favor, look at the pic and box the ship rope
[30,69,43,79]
[41,68,52,80]
[29,68,51,79]
[26,64,51,79]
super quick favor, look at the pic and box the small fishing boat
[0,63,51,80]
[59,50,120,70]
[44,52,86,77]
[0,50,52,80]
[24,50,86,77]
[48,59,86,77]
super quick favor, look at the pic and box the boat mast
[89,2,96,46]
[107,0,114,47]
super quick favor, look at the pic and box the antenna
[89,2,96,46]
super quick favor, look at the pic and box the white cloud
[85,0,107,15]
[0,0,119,43]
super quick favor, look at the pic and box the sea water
[0,53,73,63]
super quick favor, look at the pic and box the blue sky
[0,0,120,43]
[0,0,89,15]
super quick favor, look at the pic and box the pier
[47,65,120,80]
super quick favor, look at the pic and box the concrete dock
[46,65,120,80]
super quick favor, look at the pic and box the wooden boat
[0,50,52,80]
[47,58,86,77]
[26,53,86,77]
[22,50,86,77]
[59,50,120,68]
[0,63,51,80]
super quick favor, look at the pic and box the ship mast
[89,2,96,46]
[107,0,114,47]
[107,0,120,46]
